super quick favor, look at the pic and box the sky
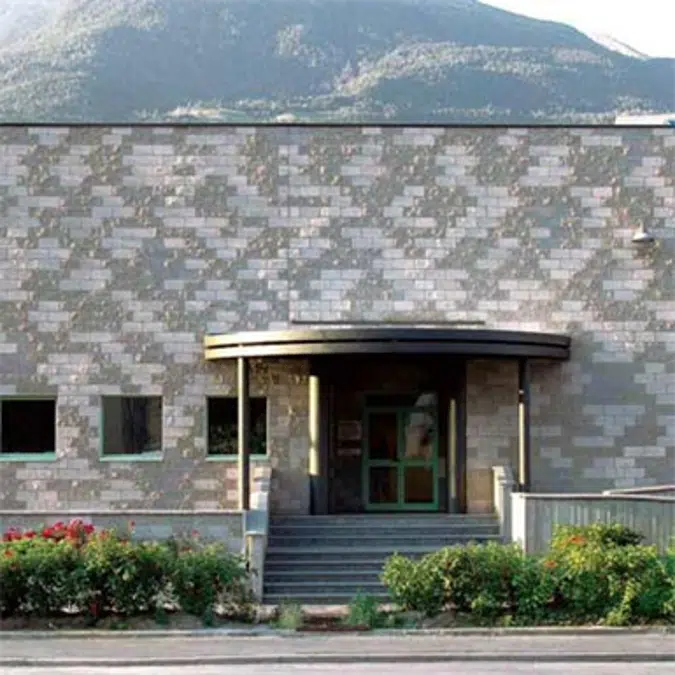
[483,0,675,58]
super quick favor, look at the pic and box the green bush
[24,539,85,617]
[381,552,445,616]
[434,542,525,618]
[382,524,674,627]
[0,521,254,622]
[511,554,560,625]
[0,547,24,617]
[169,539,254,621]
[546,538,674,625]
[551,523,644,550]
[82,533,171,617]
[382,543,526,620]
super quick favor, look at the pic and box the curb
[0,627,278,639]
[0,626,673,639]
[2,653,674,667]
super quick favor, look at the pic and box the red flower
[567,535,587,546]
[3,527,21,542]
[3,528,21,542]
[3,549,14,558]
[23,530,36,539]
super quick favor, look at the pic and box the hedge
[382,523,675,626]
[0,520,254,623]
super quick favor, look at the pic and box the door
[363,402,438,511]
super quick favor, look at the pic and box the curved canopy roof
[204,327,571,361]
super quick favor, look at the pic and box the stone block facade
[0,511,244,553]
[0,124,673,513]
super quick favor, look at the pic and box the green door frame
[362,405,439,511]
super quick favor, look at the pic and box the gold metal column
[308,372,325,514]
[518,358,532,492]
[237,356,251,510]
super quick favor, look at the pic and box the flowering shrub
[81,534,173,617]
[550,523,645,550]
[170,539,254,621]
[382,523,675,626]
[3,520,96,546]
[381,552,445,616]
[543,524,674,625]
[0,520,254,623]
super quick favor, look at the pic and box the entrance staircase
[263,514,501,605]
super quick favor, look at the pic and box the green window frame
[100,395,163,461]
[0,397,57,461]
[206,396,268,461]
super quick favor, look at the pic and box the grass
[275,603,304,630]
[345,593,383,629]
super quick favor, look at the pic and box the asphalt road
[2,665,674,675]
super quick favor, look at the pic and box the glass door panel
[401,408,435,461]
[403,465,435,504]
[369,466,398,505]
[364,400,438,511]
[367,412,398,460]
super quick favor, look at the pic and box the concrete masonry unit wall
[0,124,673,513]
[0,511,244,553]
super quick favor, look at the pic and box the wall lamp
[631,223,655,245]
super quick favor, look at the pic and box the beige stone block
[467,468,494,514]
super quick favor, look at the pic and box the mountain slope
[0,0,672,123]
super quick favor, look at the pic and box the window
[0,399,56,456]
[207,396,267,457]
[102,396,162,457]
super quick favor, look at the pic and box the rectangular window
[207,396,267,456]
[102,396,162,457]
[0,399,56,456]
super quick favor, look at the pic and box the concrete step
[267,533,499,548]
[263,514,500,606]
[269,523,500,537]
[264,579,385,594]
[265,559,385,572]
[264,546,492,564]
[265,569,383,584]
[270,515,497,527]
[264,592,390,606]
[267,538,500,555]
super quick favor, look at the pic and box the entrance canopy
[203,327,571,361]
[204,326,571,511]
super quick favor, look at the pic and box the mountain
[0,0,672,123]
